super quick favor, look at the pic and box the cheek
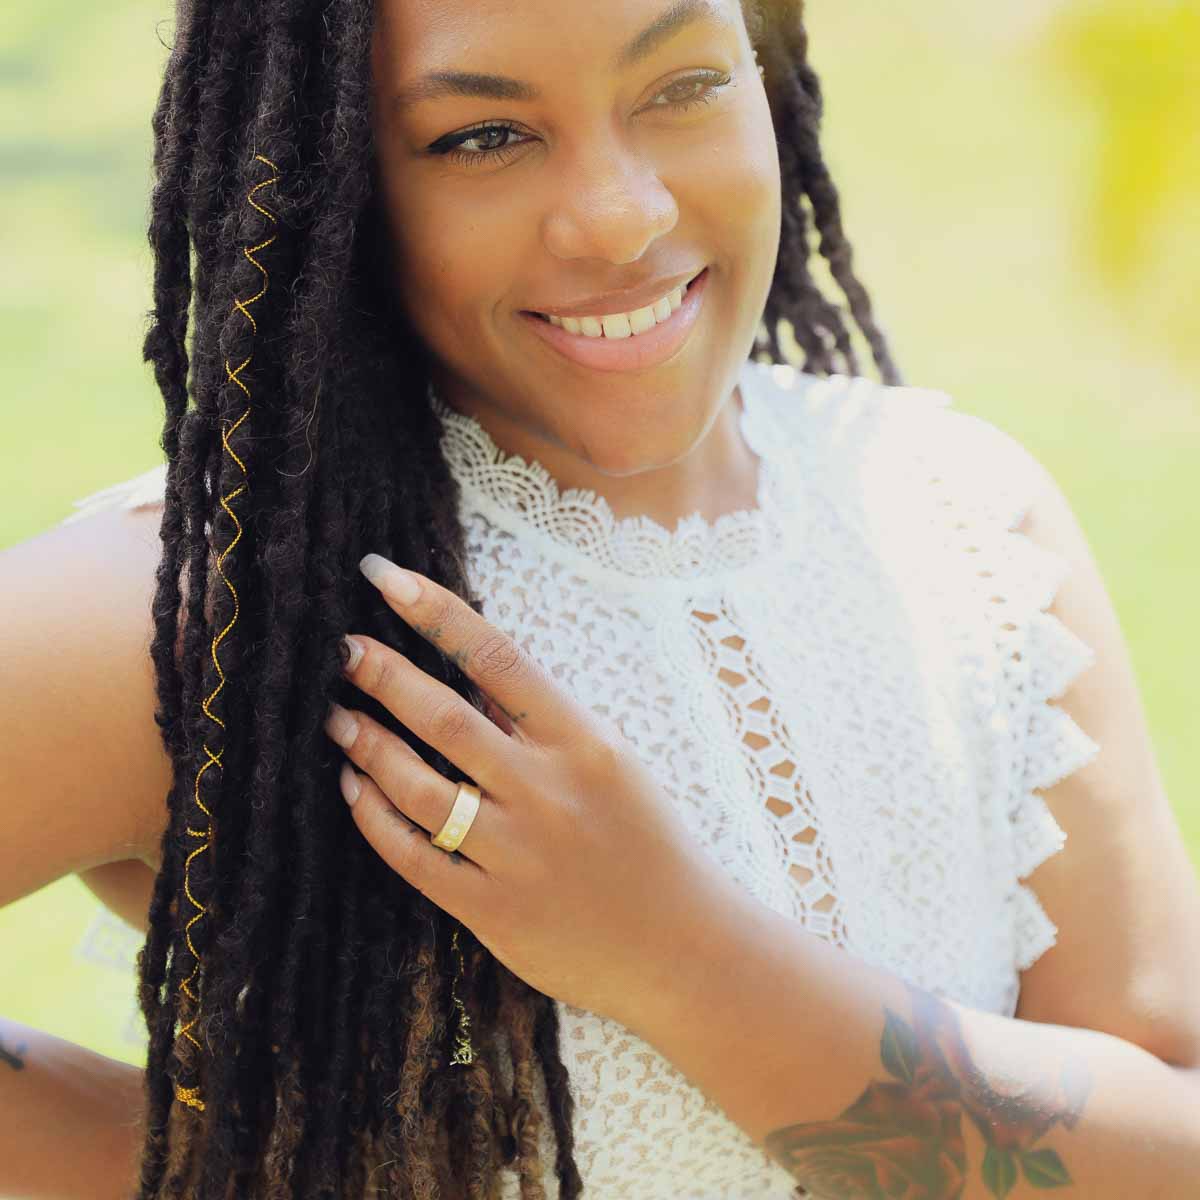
[375,168,510,337]
[710,100,781,246]
[680,103,782,317]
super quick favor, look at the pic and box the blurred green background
[1,0,1196,1071]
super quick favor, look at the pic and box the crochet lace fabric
[64,358,1099,1198]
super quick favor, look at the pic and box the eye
[426,120,529,169]
[645,69,732,113]
[425,69,734,169]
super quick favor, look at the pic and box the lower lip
[518,267,710,373]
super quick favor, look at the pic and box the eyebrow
[390,0,729,111]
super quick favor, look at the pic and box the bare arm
[76,859,157,933]
[1,505,171,1197]
[0,1016,145,1200]
[631,899,1200,1198]
[0,505,170,913]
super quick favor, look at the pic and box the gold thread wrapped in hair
[449,926,475,1066]
[173,152,280,1112]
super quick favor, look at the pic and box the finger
[341,764,491,919]
[358,554,579,746]
[341,634,520,794]
[324,702,498,867]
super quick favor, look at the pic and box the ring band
[431,782,482,852]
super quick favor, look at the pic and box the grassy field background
[1,0,1196,1072]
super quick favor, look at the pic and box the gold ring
[431,782,482,852]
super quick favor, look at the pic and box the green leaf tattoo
[982,1145,1018,1197]
[880,1007,922,1086]
[763,979,1091,1197]
[1021,1147,1072,1188]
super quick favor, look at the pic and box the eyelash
[426,69,733,168]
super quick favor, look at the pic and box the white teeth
[628,306,657,335]
[540,275,697,337]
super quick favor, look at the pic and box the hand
[323,552,749,1033]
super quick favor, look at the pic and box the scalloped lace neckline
[429,359,800,586]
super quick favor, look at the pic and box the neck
[430,375,762,532]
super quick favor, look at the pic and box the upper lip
[525,266,706,319]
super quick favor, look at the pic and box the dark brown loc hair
[135,0,901,1196]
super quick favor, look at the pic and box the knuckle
[426,696,470,744]
[383,811,427,884]
[424,592,456,635]
[366,649,399,696]
[420,775,452,816]
[470,633,528,688]
[581,725,624,776]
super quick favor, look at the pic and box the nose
[540,137,679,264]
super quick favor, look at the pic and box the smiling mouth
[526,268,707,332]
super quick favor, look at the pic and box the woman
[9,0,1200,1196]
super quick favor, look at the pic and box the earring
[754,48,765,78]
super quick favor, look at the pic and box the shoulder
[1006,444,1200,1064]
[744,361,966,472]
[857,377,1199,1058]
[746,364,1048,539]
[58,462,168,525]
[802,371,1200,1061]
[0,475,172,912]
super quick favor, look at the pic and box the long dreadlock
[134,0,901,1196]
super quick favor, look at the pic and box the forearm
[0,1016,145,1200]
[626,898,1200,1198]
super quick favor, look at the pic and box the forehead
[374,0,746,80]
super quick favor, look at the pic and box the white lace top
[64,358,1100,1199]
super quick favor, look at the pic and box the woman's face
[368,0,780,478]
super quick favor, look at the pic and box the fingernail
[360,553,421,605]
[339,761,360,805]
[324,702,359,749]
[341,635,364,672]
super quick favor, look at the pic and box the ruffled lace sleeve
[58,462,168,525]
[884,397,1103,982]
[1009,596,1101,968]
[994,500,1102,971]
[955,412,1099,974]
